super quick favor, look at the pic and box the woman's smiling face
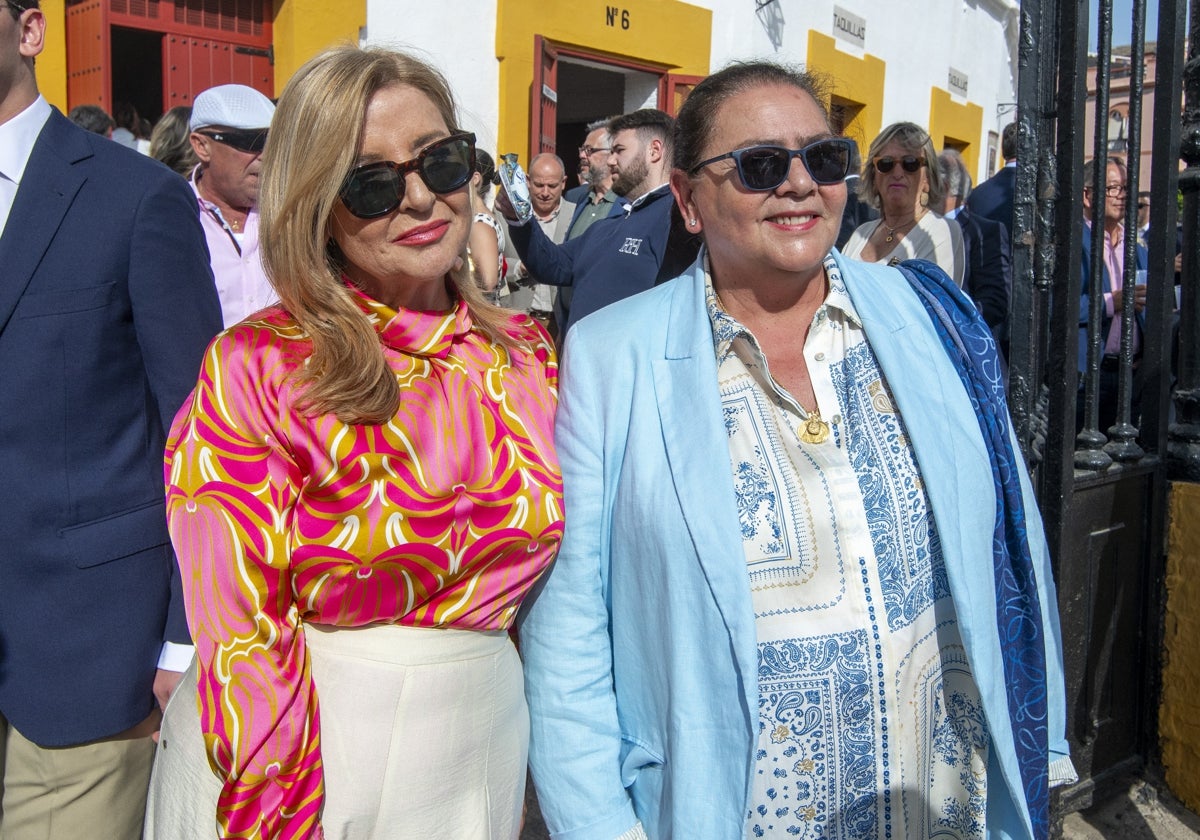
[672,82,846,289]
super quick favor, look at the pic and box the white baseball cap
[190,84,275,132]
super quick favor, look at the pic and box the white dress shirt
[0,95,52,239]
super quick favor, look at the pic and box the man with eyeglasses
[1078,155,1148,433]
[0,1,221,836]
[189,83,277,326]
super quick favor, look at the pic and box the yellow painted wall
[495,0,711,162]
[272,0,365,97]
[34,0,67,111]
[805,31,883,153]
[929,87,983,177]
[1162,481,1200,812]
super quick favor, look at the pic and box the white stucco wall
[698,0,1019,182]
[363,0,503,157]
[362,0,1018,183]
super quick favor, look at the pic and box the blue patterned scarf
[895,259,1050,839]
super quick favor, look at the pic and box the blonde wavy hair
[258,45,520,425]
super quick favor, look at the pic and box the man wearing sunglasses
[0,2,222,836]
[189,83,277,326]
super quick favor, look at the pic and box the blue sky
[1088,0,1165,47]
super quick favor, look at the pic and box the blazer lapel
[651,263,758,695]
[0,111,89,335]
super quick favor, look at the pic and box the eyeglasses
[579,146,610,156]
[873,155,925,174]
[1104,184,1128,197]
[689,137,854,190]
[339,132,476,219]
[5,0,29,13]
[197,129,269,155]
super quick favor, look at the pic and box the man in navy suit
[0,3,222,836]
[938,150,1011,357]
[967,120,1017,232]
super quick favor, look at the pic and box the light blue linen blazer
[519,250,1071,840]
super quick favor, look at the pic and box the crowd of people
[1,0,1120,838]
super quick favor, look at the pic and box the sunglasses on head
[689,137,854,190]
[873,155,925,174]
[339,132,476,220]
[198,129,269,154]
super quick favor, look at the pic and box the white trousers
[144,623,528,840]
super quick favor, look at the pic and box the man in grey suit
[505,153,575,337]
[0,3,222,836]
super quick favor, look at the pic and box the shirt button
[815,352,826,361]
[832,414,842,424]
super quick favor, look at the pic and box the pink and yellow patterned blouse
[164,287,563,840]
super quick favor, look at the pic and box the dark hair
[113,101,139,132]
[68,104,114,136]
[1001,121,1018,161]
[7,0,38,18]
[475,149,500,188]
[1082,155,1126,193]
[608,109,675,165]
[672,61,827,174]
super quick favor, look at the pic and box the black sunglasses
[873,155,925,174]
[339,132,476,219]
[689,138,854,190]
[198,129,269,154]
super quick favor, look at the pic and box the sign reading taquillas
[832,6,866,49]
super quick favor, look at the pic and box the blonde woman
[144,45,563,840]
[148,105,197,176]
[842,121,966,285]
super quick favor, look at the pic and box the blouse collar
[347,281,473,359]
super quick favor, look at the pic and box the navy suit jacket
[955,207,1010,341]
[966,165,1015,232]
[0,109,222,746]
[1077,225,1147,375]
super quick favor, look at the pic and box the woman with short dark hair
[521,60,1073,840]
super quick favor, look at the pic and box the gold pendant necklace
[882,223,899,243]
[800,408,830,444]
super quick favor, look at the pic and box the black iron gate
[1008,0,1198,825]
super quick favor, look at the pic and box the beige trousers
[145,623,528,840]
[0,711,157,840]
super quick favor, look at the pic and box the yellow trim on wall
[495,0,711,162]
[272,0,366,97]
[36,0,68,111]
[805,31,884,153]
[1162,481,1200,814]
[929,87,983,177]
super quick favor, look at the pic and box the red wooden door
[661,73,705,117]
[530,35,558,163]
[66,0,110,109]
[163,33,272,109]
